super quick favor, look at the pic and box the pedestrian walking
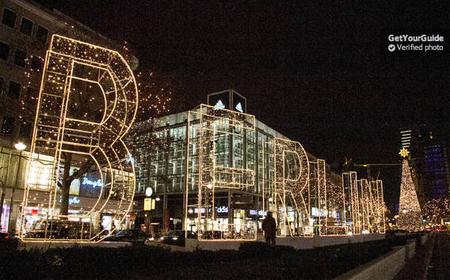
[262,211,277,245]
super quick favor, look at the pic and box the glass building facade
[129,102,342,235]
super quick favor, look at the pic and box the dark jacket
[262,216,277,237]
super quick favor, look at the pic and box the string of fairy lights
[19,34,139,241]
[397,155,423,231]
[19,30,437,240]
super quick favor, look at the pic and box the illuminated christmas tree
[397,155,422,232]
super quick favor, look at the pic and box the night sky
[36,0,450,210]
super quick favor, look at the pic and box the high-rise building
[401,125,450,206]
[400,129,412,149]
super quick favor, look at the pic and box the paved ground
[394,233,450,280]
[394,235,433,280]
[427,233,450,280]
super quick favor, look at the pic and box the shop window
[36,25,48,43]
[20,17,33,36]
[7,81,21,99]
[30,56,43,71]
[0,41,9,60]
[2,8,16,28]
[1,116,15,135]
[14,49,26,67]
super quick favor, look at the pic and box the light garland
[397,159,423,232]
[19,34,138,242]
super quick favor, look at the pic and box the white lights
[19,34,138,242]
[397,160,422,232]
[14,142,27,151]
[213,100,225,110]
[145,187,153,197]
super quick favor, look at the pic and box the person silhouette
[262,212,277,245]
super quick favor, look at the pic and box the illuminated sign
[144,198,155,211]
[145,187,153,197]
[216,206,228,214]
[58,196,80,205]
[82,178,102,188]
[214,100,226,110]
[249,209,267,216]
[80,174,102,198]
[235,102,243,113]
[69,196,80,205]
[188,206,228,214]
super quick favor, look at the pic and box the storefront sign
[58,196,80,205]
[80,174,102,198]
[69,196,80,205]
[216,206,228,214]
[249,209,267,216]
[82,178,102,188]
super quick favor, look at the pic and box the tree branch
[66,157,95,183]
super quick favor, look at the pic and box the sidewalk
[394,234,434,280]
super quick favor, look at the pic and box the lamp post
[8,141,26,233]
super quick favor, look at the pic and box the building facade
[0,0,127,148]
[128,90,346,237]
[0,0,136,234]
[402,125,450,206]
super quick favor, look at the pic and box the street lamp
[14,142,26,151]
[7,141,27,233]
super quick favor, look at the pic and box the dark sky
[37,0,450,209]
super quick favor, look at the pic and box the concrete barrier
[420,234,428,245]
[276,236,314,249]
[20,240,131,251]
[334,246,406,280]
[183,233,385,251]
[185,239,245,251]
[405,240,416,260]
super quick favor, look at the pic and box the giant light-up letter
[273,138,310,236]
[19,35,138,241]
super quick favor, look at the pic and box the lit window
[27,155,53,189]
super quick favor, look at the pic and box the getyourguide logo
[388,34,444,42]
[386,33,446,53]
